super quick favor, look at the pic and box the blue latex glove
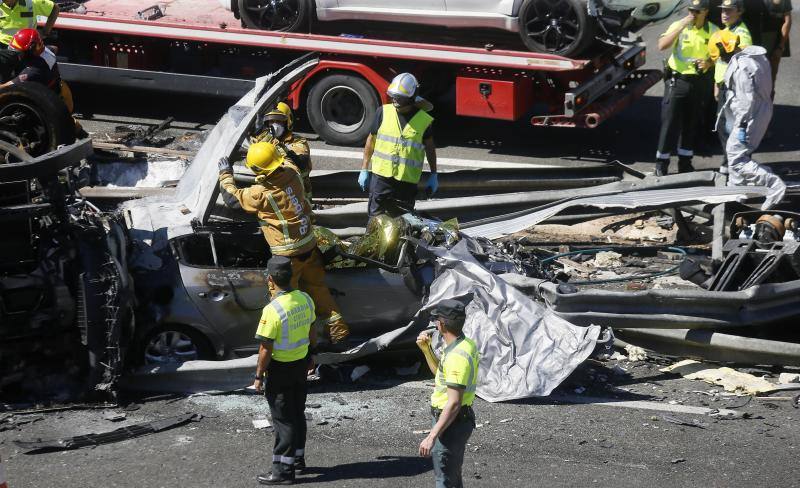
[218,156,232,173]
[358,169,370,192]
[737,128,747,144]
[426,172,439,195]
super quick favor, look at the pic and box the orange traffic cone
[0,454,7,488]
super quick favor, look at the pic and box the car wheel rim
[144,330,200,365]
[320,85,366,134]
[524,0,581,53]
[242,0,301,30]
[0,102,49,159]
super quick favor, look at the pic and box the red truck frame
[52,5,660,146]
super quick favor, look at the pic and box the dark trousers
[266,357,308,478]
[431,408,476,488]
[367,173,417,218]
[657,76,705,159]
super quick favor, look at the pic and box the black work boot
[677,156,695,174]
[294,457,306,474]
[654,159,669,177]
[258,472,294,485]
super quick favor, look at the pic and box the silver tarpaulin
[318,238,601,402]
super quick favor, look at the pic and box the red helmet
[9,29,44,56]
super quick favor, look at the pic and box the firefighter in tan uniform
[252,102,313,204]
[217,142,349,345]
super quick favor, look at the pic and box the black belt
[431,405,474,419]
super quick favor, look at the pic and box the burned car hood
[122,56,319,270]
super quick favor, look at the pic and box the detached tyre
[306,73,380,146]
[238,0,308,31]
[0,82,75,158]
[519,0,596,57]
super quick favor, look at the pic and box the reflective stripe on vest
[267,291,314,363]
[262,169,315,254]
[1,0,36,39]
[370,104,432,184]
[435,348,477,394]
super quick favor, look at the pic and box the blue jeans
[431,409,475,488]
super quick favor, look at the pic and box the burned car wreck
[119,56,799,403]
[6,56,799,407]
[0,140,133,404]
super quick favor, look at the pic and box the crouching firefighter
[253,256,316,485]
[218,142,350,346]
[711,30,786,210]
[416,300,479,488]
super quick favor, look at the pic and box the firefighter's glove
[218,156,233,174]
[737,128,747,144]
[426,172,439,195]
[358,169,370,192]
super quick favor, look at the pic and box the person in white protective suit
[711,29,786,210]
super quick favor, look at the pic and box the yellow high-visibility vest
[370,104,433,184]
[0,0,54,46]
[666,20,719,75]
[255,290,315,362]
[431,336,479,409]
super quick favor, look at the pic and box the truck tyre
[0,83,75,158]
[238,0,308,32]
[306,73,380,146]
[519,0,596,57]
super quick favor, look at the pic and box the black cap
[719,0,742,9]
[688,0,709,9]
[429,299,467,322]
[267,256,292,278]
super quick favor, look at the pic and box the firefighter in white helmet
[359,72,438,218]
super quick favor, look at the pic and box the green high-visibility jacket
[370,104,433,184]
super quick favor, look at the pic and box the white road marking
[553,394,742,417]
[310,148,560,169]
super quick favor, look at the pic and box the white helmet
[387,72,419,101]
[386,72,432,111]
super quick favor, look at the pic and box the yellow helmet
[246,142,284,176]
[265,102,294,130]
[709,30,741,62]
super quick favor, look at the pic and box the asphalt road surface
[3,357,799,487]
[3,13,800,488]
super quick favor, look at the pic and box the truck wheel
[0,83,75,159]
[306,73,380,146]
[519,0,596,57]
[238,0,308,32]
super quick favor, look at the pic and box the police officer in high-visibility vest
[655,0,719,176]
[253,256,316,485]
[0,0,59,46]
[359,72,438,218]
[416,299,479,488]
[218,143,350,346]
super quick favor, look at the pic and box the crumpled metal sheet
[463,185,769,240]
[319,238,601,402]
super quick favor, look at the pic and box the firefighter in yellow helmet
[218,142,350,346]
[252,102,313,205]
